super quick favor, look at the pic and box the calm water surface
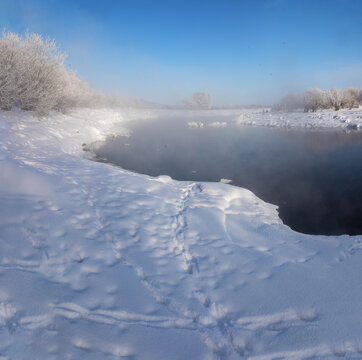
[93,116,362,236]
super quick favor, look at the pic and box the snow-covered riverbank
[1,108,362,359]
[236,107,362,129]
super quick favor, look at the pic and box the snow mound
[187,121,204,128]
[208,121,227,128]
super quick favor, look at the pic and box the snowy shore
[0,107,362,359]
[235,107,362,129]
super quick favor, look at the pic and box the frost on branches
[275,88,361,112]
[304,88,360,112]
[0,31,96,115]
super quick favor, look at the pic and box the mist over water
[94,116,362,236]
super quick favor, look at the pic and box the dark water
[93,117,362,235]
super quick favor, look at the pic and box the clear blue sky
[1,0,362,105]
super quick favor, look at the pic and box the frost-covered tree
[192,92,212,109]
[304,88,325,112]
[0,30,144,115]
[0,32,19,110]
[0,30,95,115]
[327,88,344,111]
[303,87,360,112]
[15,33,66,113]
[183,92,212,109]
[324,88,360,111]
[343,88,360,109]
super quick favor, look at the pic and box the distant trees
[274,87,361,112]
[304,88,360,112]
[183,92,212,109]
[192,92,212,109]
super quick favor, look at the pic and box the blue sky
[1,0,362,105]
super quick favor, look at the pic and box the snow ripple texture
[0,108,362,359]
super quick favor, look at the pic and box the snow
[235,108,362,129]
[0,107,362,359]
[158,107,362,130]
[187,121,203,128]
[208,121,227,128]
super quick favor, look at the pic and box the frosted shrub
[276,88,360,113]
[342,88,360,109]
[0,32,19,110]
[16,34,63,113]
[304,88,329,112]
[303,88,360,112]
[0,31,91,115]
[54,69,94,112]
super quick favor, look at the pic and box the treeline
[275,88,361,112]
[0,31,142,115]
